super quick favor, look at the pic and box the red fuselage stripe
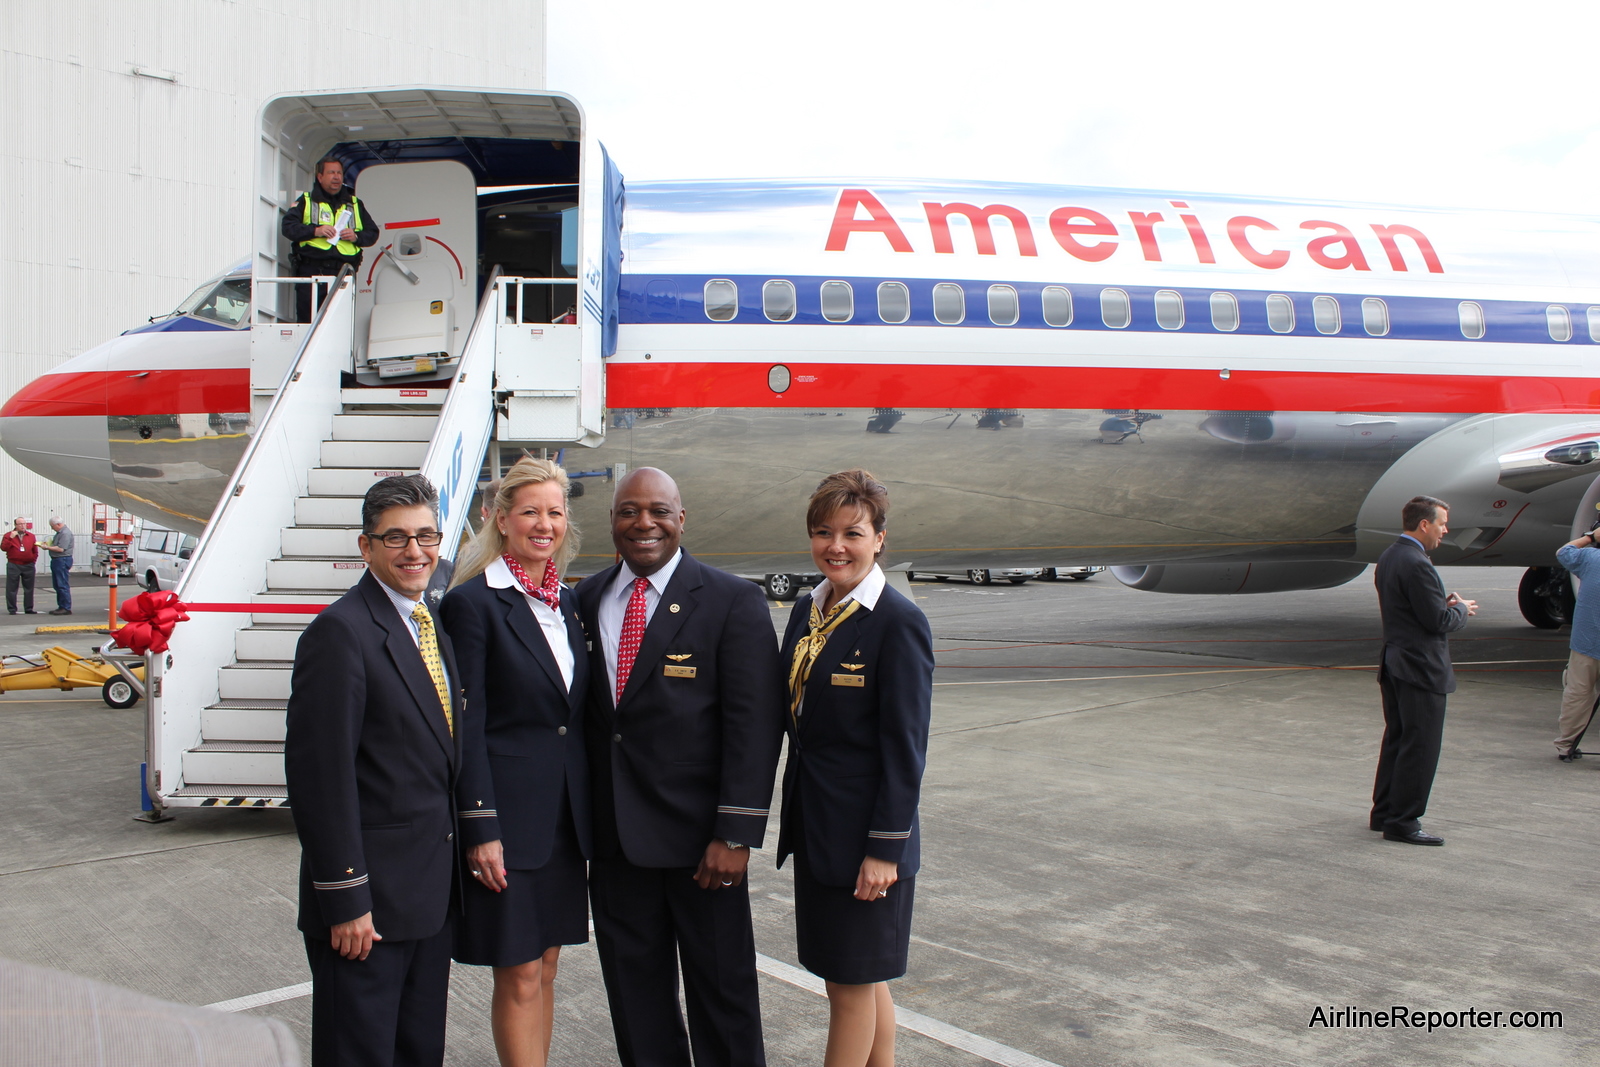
[6,363,1600,419]
[386,218,441,229]
[0,369,250,418]
[605,362,1600,414]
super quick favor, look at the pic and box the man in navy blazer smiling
[285,475,461,1067]
[578,467,785,1067]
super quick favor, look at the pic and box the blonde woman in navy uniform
[777,469,934,1067]
[441,458,591,1067]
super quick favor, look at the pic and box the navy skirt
[790,792,915,985]
[454,791,589,968]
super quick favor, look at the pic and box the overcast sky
[549,0,1600,215]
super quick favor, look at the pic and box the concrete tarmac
[0,567,1593,1065]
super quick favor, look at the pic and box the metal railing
[422,267,504,556]
[143,267,356,813]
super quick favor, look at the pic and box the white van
[137,524,199,591]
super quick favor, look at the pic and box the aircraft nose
[0,371,118,505]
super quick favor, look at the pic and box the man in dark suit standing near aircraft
[285,474,461,1066]
[578,467,784,1067]
[1370,494,1476,846]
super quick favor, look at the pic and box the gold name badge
[831,673,865,687]
[664,665,697,678]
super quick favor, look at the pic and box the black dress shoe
[1558,748,1583,762]
[1383,828,1444,845]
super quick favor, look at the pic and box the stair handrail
[422,266,504,558]
[143,267,357,815]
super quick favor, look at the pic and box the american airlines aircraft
[6,168,1599,628]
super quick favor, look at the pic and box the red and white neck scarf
[501,554,563,612]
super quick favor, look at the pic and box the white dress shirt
[375,576,452,693]
[597,549,684,697]
[810,562,886,614]
[486,556,574,690]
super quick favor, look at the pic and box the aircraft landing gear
[1518,566,1574,629]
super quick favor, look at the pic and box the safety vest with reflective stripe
[298,193,365,257]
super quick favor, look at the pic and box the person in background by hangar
[2,516,38,615]
[776,470,934,1067]
[576,467,785,1067]
[1551,523,1600,761]
[43,516,74,615]
[281,156,380,324]
[1369,495,1477,846]
[441,458,592,1067]
[284,475,461,1067]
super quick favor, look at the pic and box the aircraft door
[353,160,478,378]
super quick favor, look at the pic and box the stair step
[281,527,363,559]
[320,439,429,468]
[235,626,306,661]
[340,387,447,407]
[183,747,286,786]
[309,467,420,496]
[251,591,341,625]
[295,496,363,526]
[202,705,287,742]
[171,784,288,799]
[218,662,292,700]
[266,558,367,592]
[332,414,436,442]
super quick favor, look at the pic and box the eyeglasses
[368,530,444,548]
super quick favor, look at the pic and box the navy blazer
[440,571,593,867]
[576,551,786,868]
[285,571,462,941]
[776,582,934,887]
[1375,536,1469,694]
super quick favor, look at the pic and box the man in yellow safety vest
[280,157,380,322]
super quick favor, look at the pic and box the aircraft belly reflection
[561,405,1449,575]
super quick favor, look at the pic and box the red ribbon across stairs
[110,591,328,656]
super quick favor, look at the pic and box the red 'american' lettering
[824,189,1444,273]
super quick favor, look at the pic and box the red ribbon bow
[111,590,191,656]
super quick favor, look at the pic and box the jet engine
[1110,561,1367,595]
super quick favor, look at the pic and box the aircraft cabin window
[988,285,1019,326]
[1210,292,1239,332]
[1101,288,1131,329]
[1362,297,1390,337]
[1041,286,1073,327]
[703,279,739,321]
[1458,301,1485,340]
[1154,290,1184,330]
[820,280,854,322]
[933,283,965,325]
[877,281,910,324]
[1266,294,1295,333]
[1548,305,1573,342]
[762,280,796,322]
[1589,307,1600,343]
[1312,295,1341,335]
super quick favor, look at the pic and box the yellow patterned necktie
[411,602,453,735]
[787,596,861,724]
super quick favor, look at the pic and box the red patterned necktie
[502,554,562,611]
[614,576,650,702]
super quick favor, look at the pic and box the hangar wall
[0,1,545,542]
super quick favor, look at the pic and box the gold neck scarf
[787,596,861,723]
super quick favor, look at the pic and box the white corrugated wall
[0,0,546,542]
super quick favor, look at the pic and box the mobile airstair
[137,86,618,817]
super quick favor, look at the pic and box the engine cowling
[1111,561,1367,595]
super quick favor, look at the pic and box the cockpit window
[183,277,252,327]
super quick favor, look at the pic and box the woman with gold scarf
[775,469,935,1067]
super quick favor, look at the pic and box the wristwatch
[723,840,747,850]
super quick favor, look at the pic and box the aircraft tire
[1518,566,1573,629]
